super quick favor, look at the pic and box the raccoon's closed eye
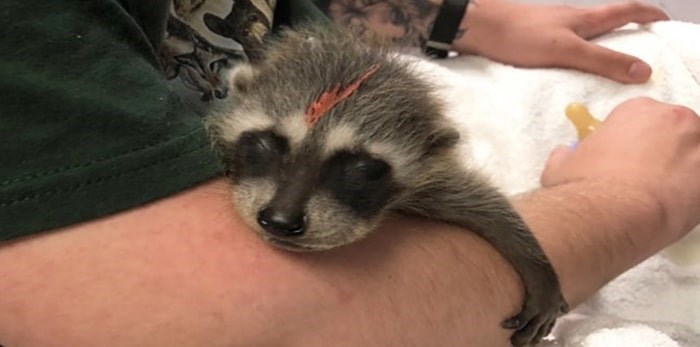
[323,151,390,185]
[344,156,390,182]
[322,151,395,216]
[232,130,288,178]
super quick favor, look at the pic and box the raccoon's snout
[257,207,306,237]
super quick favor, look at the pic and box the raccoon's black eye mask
[321,151,396,217]
[225,130,397,216]
[227,130,288,178]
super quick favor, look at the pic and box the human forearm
[325,0,445,46]
[0,177,677,347]
[324,0,666,84]
[513,179,670,306]
[0,179,522,347]
[267,177,675,346]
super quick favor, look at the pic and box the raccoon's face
[206,28,459,251]
[214,119,402,251]
[209,101,458,251]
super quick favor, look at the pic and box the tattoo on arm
[325,0,441,47]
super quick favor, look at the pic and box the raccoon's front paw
[502,291,568,346]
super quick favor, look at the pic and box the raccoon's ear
[228,63,258,94]
[426,125,460,155]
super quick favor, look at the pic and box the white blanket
[412,21,700,346]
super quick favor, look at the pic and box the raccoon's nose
[257,207,306,237]
[214,87,228,99]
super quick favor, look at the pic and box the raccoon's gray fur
[205,23,568,346]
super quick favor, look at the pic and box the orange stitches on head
[304,64,380,128]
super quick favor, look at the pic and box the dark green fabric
[117,0,171,50]
[309,0,333,14]
[0,0,328,241]
[275,0,332,29]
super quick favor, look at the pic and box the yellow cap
[566,103,601,140]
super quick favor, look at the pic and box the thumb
[553,36,652,84]
[541,145,574,187]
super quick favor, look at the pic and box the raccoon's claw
[502,294,568,346]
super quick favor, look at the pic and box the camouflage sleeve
[161,0,330,105]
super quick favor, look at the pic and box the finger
[551,35,652,84]
[541,145,573,187]
[574,1,670,38]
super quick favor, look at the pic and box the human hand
[541,97,700,239]
[453,0,669,84]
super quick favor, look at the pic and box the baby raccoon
[206,24,568,346]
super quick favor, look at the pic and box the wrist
[513,178,669,306]
[424,0,472,58]
[642,181,691,240]
[450,0,492,55]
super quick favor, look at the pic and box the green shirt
[0,0,328,240]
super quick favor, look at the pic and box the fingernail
[628,61,651,80]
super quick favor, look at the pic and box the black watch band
[424,0,470,58]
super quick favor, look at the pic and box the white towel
[408,20,700,345]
